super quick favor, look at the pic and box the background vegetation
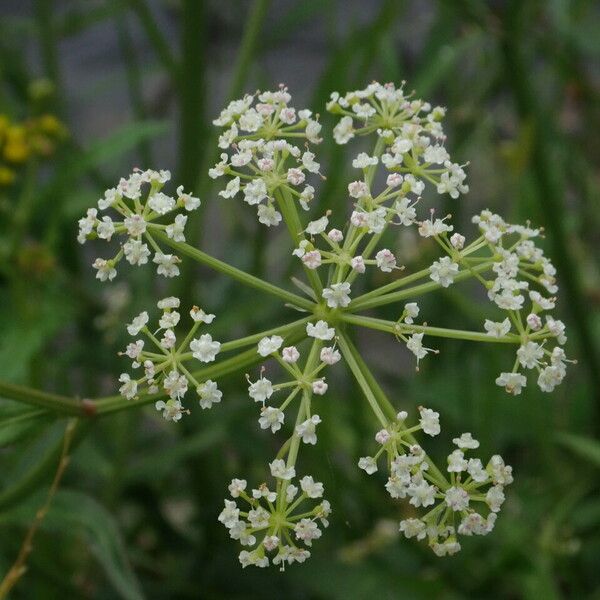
[0,1,599,598]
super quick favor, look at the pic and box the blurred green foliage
[0,0,599,598]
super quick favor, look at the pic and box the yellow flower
[0,165,16,186]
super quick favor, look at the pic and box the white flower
[394,198,416,225]
[257,204,282,227]
[259,406,284,433]
[228,479,247,498]
[243,178,267,205]
[447,449,468,472]
[287,168,305,186]
[282,346,300,363]
[302,250,322,269]
[429,256,459,287]
[375,429,391,445]
[495,372,526,395]
[484,318,511,338]
[153,253,180,278]
[155,399,184,422]
[300,476,324,498]
[269,459,295,480]
[399,519,427,540]
[327,228,343,243]
[307,320,335,340]
[537,365,565,392]
[163,370,188,400]
[526,313,543,331]
[296,415,321,445]
[96,216,115,240]
[486,485,505,512]
[125,340,144,360]
[176,185,201,211]
[127,311,149,335]
[320,346,341,365]
[190,333,221,362]
[467,458,489,482]
[248,377,273,403]
[407,475,437,508]
[218,500,240,528]
[197,380,222,409]
[294,519,321,546]
[302,151,320,173]
[322,282,351,308]
[352,152,378,169]
[406,333,434,367]
[517,341,544,369]
[123,213,147,236]
[165,214,187,242]
[333,115,354,144]
[305,216,329,235]
[452,432,480,449]
[157,297,180,310]
[403,302,419,324]
[419,218,452,238]
[219,176,240,199]
[351,256,366,273]
[487,455,513,485]
[124,240,151,265]
[190,306,215,323]
[419,407,440,436]
[119,373,137,399]
[92,258,116,282]
[358,456,378,475]
[148,192,176,215]
[450,232,465,249]
[375,249,397,272]
[160,329,176,350]
[257,335,284,357]
[312,379,328,395]
[445,486,470,511]
[348,180,369,198]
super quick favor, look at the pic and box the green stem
[128,0,180,80]
[341,313,521,344]
[0,380,89,417]
[336,331,388,427]
[275,187,323,296]
[340,336,449,486]
[349,262,493,310]
[152,230,315,311]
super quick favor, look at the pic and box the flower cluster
[327,81,468,199]
[407,208,572,393]
[75,81,572,568]
[209,86,322,226]
[248,321,340,438]
[359,408,513,556]
[218,466,330,569]
[118,297,222,420]
[77,169,200,281]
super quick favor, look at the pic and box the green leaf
[0,489,145,600]
[556,432,600,468]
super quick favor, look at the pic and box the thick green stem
[129,0,179,79]
[340,335,449,485]
[275,187,323,296]
[336,331,388,427]
[152,230,315,310]
[0,381,89,417]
